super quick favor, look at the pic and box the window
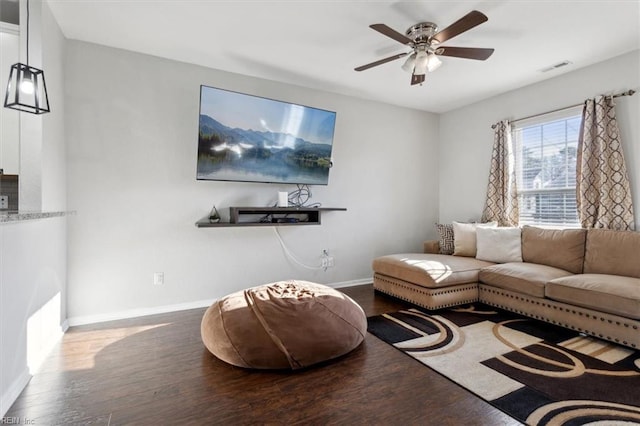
[513,107,582,227]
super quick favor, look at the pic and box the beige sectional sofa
[372,226,640,349]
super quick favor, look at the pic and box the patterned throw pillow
[435,223,455,255]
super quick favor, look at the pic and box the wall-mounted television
[196,85,337,185]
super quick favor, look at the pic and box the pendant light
[4,0,50,115]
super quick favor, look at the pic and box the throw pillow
[452,221,497,257]
[476,227,523,263]
[435,223,455,255]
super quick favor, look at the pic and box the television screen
[197,85,337,185]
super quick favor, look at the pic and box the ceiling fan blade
[411,73,425,85]
[354,52,409,71]
[370,24,413,45]
[432,10,488,44]
[435,46,494,60]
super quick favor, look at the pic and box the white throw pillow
[476,227,523,263]
[452,221,497,257]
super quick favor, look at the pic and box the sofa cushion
[584,229,640,278]
[372,253,494,289]
[452,221,497,257]
[521,226,587,274]
[479,263,573,298]
[546,274,640,320]
[476,227,523,263]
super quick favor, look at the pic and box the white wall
[0,217,67,415]
[438,50,640,225]
[65,41,439,322]
[0,29,20,175]
[17,0,43,211]
[0,0,67,416]
[41,0,67,212]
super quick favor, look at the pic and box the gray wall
[438,50,640,224]
[64,41,440,323]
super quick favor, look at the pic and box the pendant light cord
[25,0,30,65]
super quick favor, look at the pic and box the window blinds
[512,107,582,228]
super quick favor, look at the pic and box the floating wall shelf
[195,207,347,228]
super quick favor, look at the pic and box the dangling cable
[273,227,324,270]
[288,184,321,208]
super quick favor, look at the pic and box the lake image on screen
[197,86,337,185]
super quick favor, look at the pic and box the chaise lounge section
[372,226,640,349]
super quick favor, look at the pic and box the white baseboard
[329,278,373,288]
[66,278,374,327]
[1,369,31,418]
[67,298,216,327]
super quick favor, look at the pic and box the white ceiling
[47,0,640,113]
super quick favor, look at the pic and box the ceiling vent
[540,61,572,73]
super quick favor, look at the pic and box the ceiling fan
[355,10,494,86]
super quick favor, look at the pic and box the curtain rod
[491,89,636,129]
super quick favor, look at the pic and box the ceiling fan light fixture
[355,10,493,86]
[427,53,442,72]
[401,52,416,73]
[413,51,429,75]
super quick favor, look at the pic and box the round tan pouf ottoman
[201,280,367,369]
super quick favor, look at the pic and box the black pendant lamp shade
[4,62,50,114]
[3,0,50,115]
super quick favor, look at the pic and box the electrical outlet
[320,249,334,269]
[153,272,164,285]
[0,196,8,209]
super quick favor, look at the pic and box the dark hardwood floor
[6,284,520,425]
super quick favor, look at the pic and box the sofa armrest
[424,240,440,254]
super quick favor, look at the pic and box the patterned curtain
[577,96,635,230]
[481,120,519,226]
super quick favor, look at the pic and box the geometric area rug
[367,304,640,426]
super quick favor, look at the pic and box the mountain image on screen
[197,113,334,185]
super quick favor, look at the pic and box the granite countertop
[0,211,69,223]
